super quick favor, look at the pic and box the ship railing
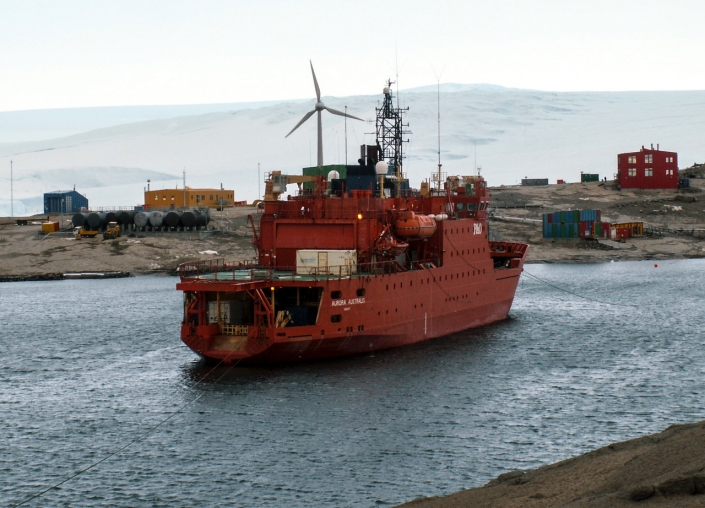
[179,258,430,282]
[178,258,258,279]
[268,208,390,221]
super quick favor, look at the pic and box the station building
[43,189,89,214]
[144,186,235,209]
[617,145,678,189]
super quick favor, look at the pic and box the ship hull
[178,244,526,365]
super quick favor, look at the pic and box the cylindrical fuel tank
[393,211,437,238]
[194,209,209,227]
[105,211,118,223]
[149,210,165,228]
[85,212,102,230]
[134,211,153,228]
[116,210,136,225]
[164,210,182,228]
[71,213,88,228]
[181,210,197,228]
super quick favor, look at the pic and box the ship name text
[332,297,366,306]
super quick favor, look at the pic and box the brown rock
[396,421,705,508]
[628,485,654,501]
[656,475,696,496]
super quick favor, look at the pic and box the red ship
[176,80,528,365]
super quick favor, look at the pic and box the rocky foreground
[399,421,705,507]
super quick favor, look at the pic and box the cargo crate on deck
[296,250,357,276]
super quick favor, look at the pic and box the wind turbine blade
[310,60,321,101]
[285,109,316,138]
[325,106,363,122]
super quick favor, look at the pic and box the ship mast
[375,80,409,197]
[436,79,442,192]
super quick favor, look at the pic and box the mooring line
[522,270,639,308]
[11,353,241,508]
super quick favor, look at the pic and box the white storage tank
[296,249,357,276]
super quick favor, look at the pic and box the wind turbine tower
[286,61,363,168]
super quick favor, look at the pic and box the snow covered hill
[1,87,704,215]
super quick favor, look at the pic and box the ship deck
[187,270,359,282]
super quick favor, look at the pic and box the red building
[617,145,678,189]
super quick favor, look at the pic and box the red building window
[628,168,636,177]
[645,168,653,177]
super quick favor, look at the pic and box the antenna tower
[436,79,442,191]
[375,79,409,192]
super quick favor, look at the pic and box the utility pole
[10,160,13,217]
[258,163,261,200]
[182,168,186,208]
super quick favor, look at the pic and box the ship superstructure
[176,83,528,365]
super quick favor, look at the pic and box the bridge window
[356,288,365,297]
[331,314,342,323]
[331,291,342,299]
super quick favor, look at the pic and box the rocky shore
[488,179,705,264]
[399,421,705,507]
[0,207,259,278]
[2,180,704,279]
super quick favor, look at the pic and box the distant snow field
[1,86,704,216]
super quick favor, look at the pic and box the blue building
[43,189,89,214]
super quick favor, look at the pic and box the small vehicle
[73,226,99,239]
[103,222,121,240]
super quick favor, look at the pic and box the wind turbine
[286,60,363,168]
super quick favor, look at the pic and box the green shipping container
[581,173,600,182]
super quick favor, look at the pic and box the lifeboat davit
[393,211,437,238]
[374,225,409,257]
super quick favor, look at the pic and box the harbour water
[1,259,704,507]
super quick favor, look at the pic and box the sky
[1,0,704,112]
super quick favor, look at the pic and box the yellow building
[144,187,235,209]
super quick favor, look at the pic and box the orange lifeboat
[374,225,409,257]
[393,211,437,238]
